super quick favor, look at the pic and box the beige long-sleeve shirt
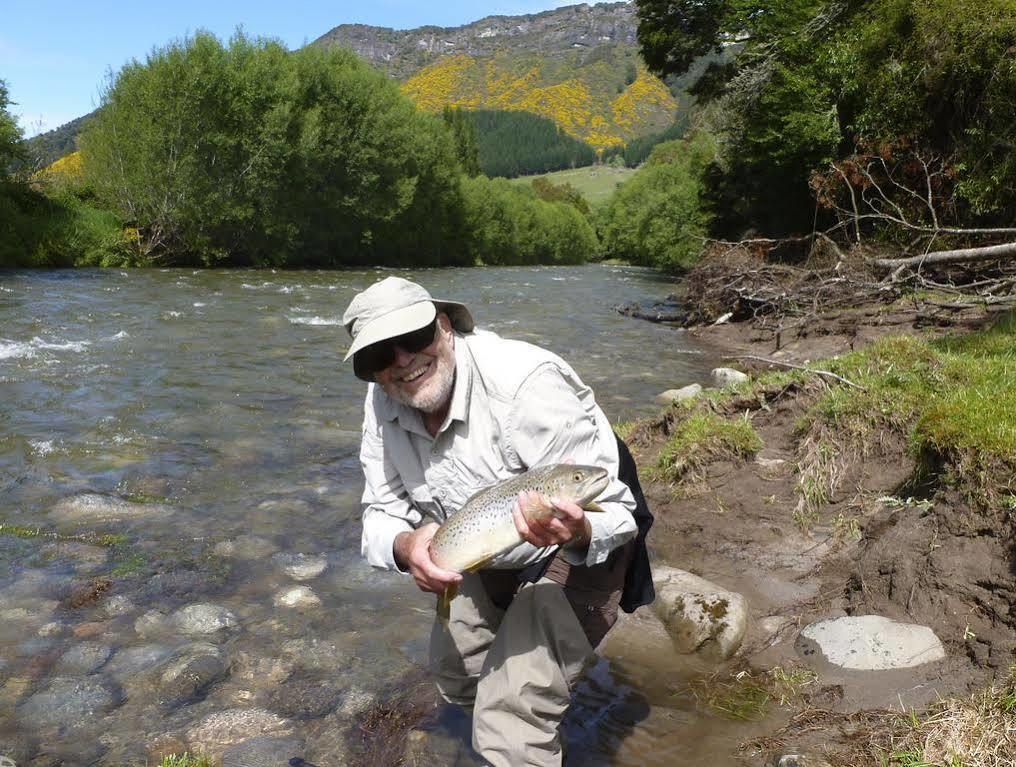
[358,329,637,572]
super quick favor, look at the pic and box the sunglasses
[357,319,438,377]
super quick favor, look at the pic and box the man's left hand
[512,490,591,550]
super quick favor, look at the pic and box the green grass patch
[160,754,213,767]
[800,313,1016,503]
[654,411,763,485]
[686,665,818,721]
[509,165,637,207]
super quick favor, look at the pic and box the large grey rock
[797,615,946,671]
[104,644,175,680]
[271,552,328,581]
[655,384,703,406]
[652,566,749,661]
[711,367,749,388]
[17,677,119,728]
[186,708,294,757]
[157,643,228,706]
[49,492,174,525]
[172,603,238,635]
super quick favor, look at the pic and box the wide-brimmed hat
[342,276,475,381]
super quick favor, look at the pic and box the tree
[0,80,25,174]
[80,31,468,266]
[442,106,481,177]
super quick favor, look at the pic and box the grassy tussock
[654,410,763,487]
[160,755,212,767]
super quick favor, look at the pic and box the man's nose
[391,345,416,367]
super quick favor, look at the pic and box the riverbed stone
[652,566,748,661]
[157,643,228,706]
[55,642,113,675]
[40,541,109,573]
[172,603,238,635]
[273,586,321,609]
[17,677,120,728]
[280,637,354,672]
[272,552,328,581]
[134,610,168,639]
[214,534,279,560]
[655,384,703,406]
[49,492,174,525]
[222,736,305,767]
[711,367,749,388]
[105,644,175,680]
[796,615,946,671]
[186,708,295,757]
[269,678,341,720]
[104,594,136,617]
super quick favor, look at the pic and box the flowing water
[0,266,761,765]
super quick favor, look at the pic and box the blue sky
[2,0,578,137]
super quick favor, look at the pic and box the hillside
[315,2,680,152]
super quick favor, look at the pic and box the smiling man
[343,276,653,766]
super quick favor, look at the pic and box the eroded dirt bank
[620,285,1015,765]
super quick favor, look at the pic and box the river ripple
[0,266,734,765]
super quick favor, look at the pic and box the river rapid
[0,266,732,765]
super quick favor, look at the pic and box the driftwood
[736,355,866,390]
[869,242,1016,270]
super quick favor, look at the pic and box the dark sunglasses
[357,319,438,377]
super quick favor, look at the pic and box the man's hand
[512,490,592,550]
[393,523,463,595]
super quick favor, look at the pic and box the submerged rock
[172,603,238,636]
[214,534,279,560]
[157,643,228,706]
[273,586,321,609]
[796,615,946,671]
[269,678,341,720]
[17,677,120,728]
[49,492,174,525]
[186,708,294,757]
[652,566,748,661]
[55,642,113,675]
[272,552,328,581]
[222,736,305,767]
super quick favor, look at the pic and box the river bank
[604,268,1015,765]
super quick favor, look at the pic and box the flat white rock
[272,552,328,581]
[655,384,703,406]
[274,586,321,608]
[797,615,946,671]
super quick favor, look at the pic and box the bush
[597,131,715,270]
[461,176,598,265]
[79,30,468,267]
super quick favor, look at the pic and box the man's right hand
[393,523,463,595]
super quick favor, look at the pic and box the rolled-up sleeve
[360,392,420,572]
[510,365,637,567]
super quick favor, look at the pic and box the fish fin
[520,492,554,522]
[583,501,607,513]
[437,582,459,623]
[463,553,497,573]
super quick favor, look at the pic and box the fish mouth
[578,467,610,504]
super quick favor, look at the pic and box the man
[344,276,649,766]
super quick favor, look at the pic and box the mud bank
[620,295,1015,765]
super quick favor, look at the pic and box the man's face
[374,313,456,414]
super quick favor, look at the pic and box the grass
[653,410,763,487]
[686,665,818,721]
[801,313,1016,505]
[509,165,637,207]
[160,755,212,767]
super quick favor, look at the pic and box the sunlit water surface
[0,267,756,765]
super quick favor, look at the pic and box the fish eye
[573,471,582,482]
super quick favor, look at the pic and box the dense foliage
[463,110,597,178]
[461,175,598,265]
[598,132,716,271]
[80,32,469,267]
[602,117,688,168]
[635,0,1016,236]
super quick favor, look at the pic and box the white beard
[384,353,456,413]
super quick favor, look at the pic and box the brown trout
[428,464,609,617]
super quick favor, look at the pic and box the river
[0,266,745,765]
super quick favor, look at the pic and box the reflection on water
[0,266,739,764]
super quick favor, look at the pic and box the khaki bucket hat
[342,276,475,381]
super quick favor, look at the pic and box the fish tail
[437,582,459,624]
